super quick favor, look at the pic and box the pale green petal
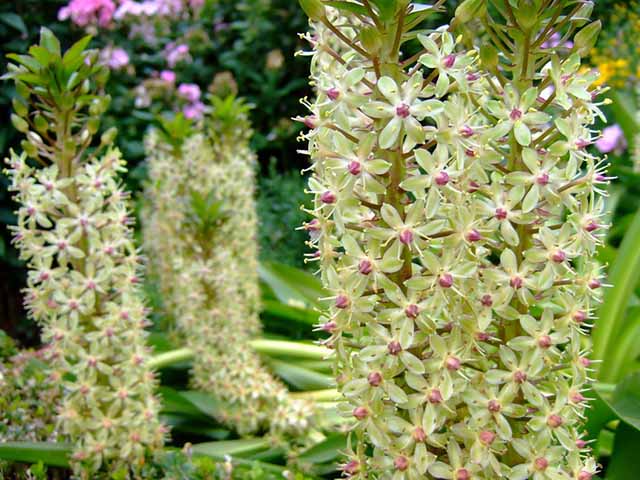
[514,120,531,146]
[379,116,402,149]
[377,76,400,103]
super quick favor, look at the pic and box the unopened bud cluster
[143,97,312,436]
[300,1,604,478]
[4,30,164,475]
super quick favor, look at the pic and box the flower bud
[454,0,486,23]
[574,21,602,57]
[298,0,325,21]
[11,114,28,133]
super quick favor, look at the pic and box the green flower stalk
[143,96,312,437]
[300,1,605,478]
[4,30,165,475]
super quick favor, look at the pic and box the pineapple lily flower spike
[3,29,165,476]
[143,97,313,439]
[299,0,606,478]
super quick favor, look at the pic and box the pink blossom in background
[596,124,627,154]
[183,101,205,120]
[114,0,184,19]
[114,0,157,18]
[189,0,205,9]
[58,0,116,28]
[160,70,176,84]
[541,32,574,49]
[101,47,130,69]
[177,83,201,103]
[165,43,190,68]
[129,23,157,44]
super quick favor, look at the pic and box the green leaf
[261,298,320,326]
[161,414,229,440]
[406,4,439,30]
[0,442,71,468]
[594,208,640,381]
[39,27,61,57]
[325,1,369,16]
[28,46,53,68]
[587,387,618,440]
[259,261,325,310]
[298,434,347,464]
[191,438,271,458]
[62,35,92,72]
[608,89,639,152]
[192,447,285,474]
[159,386,210,418]
[0,13,27,35]
[609,373,640,431]
[179,391,223,419]
[6,53,41,72]
[269,359,334,390]
[606,423,640,480]
[369,0,396,21]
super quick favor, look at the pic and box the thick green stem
[290,389,341,402]
[148,340,332,370]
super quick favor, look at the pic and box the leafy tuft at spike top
[3,29,165,476]
[143,97,313,438]
[299,0,606,478]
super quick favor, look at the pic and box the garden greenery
[300,0,605,478]
[3,29,165,476]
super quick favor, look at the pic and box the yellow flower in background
[590,2,640,88]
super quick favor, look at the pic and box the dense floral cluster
[4,31,164,475]
[0,346,62,443]
[300,0,605,478]
[143,97,312,437]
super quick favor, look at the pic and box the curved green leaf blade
[269,359,334,390]
[191,438,271,458]
[298,434,347,464]
[0,442,71,468]
[606,423,640,480]
[594,208,640,381]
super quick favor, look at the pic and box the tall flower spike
[143,96,312,437]
[300,1,604,478]
[3,29,165,475]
